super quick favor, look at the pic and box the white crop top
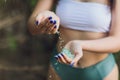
[56,0,112,32]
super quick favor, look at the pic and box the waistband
[50,47,116,80]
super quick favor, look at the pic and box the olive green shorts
[50,48,116,80]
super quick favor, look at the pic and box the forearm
[75,36,120,53]
[28,0,54,34]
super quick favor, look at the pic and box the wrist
[71,40,85,50]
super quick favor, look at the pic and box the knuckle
[37,14,42,18]
[56,16,60,21]
[51,11,55,14]
[49,12,55,16]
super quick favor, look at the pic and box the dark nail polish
[50,20,53,23]
[35,21,39,25]
[60,53,64,57]
[54,55,58,59]
[48,16,52,20]
[70,62,74,67]
[58,55,61,58]
[55,56,58,59]
[53,20,57,24]
[54,25,57,28]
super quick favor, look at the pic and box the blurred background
[0,0,58,80]
[0,0,119,80]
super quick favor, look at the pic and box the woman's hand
[28,11,60,35]
[55,40,83,67]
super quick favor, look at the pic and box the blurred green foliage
[7,33,17,52]
[29,0,38,7]
[27,0,38,11]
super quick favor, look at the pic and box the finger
[39,19,50,33]
[57,54,65,64]
[36,14,45,24]
[28,24,37,35]
[46,20,57,34]
[35,15,50,34]
[37,18,49,34]
[54,55,59,60]
[57,55,63,63]
[40,17,53,34]
[51,17,60,34]
[58,54,69,64]
[47,25,55,34]
[51,25,59,34]
[70,62,75,67]
[44,19,55,34]
[61,53,72,64]
[70,52,82,67]
[54,54,71,64]
[29,19,41,35]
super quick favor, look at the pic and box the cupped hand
[55,40,83,67]
[29,11,60,35]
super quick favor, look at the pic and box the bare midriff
[56,26,109,68]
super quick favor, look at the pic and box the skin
[28,0,119,80]
[28,0,60,35]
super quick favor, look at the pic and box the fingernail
[50,20,53,23]
[70,62,74,67]
[60,53,64,57]
[48,16,52,20]
[58,55,61,58]
[55,57,58,60]
[35,21,39,25]
[53,20,57,24]
[58,54,61,57]
[54,25,57,28]
[54,55,58,59]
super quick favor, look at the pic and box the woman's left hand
[56,40,83,67]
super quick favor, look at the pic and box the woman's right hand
[28,11,60,35]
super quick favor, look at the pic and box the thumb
[35,14,44,25]
[70,52,83,67]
